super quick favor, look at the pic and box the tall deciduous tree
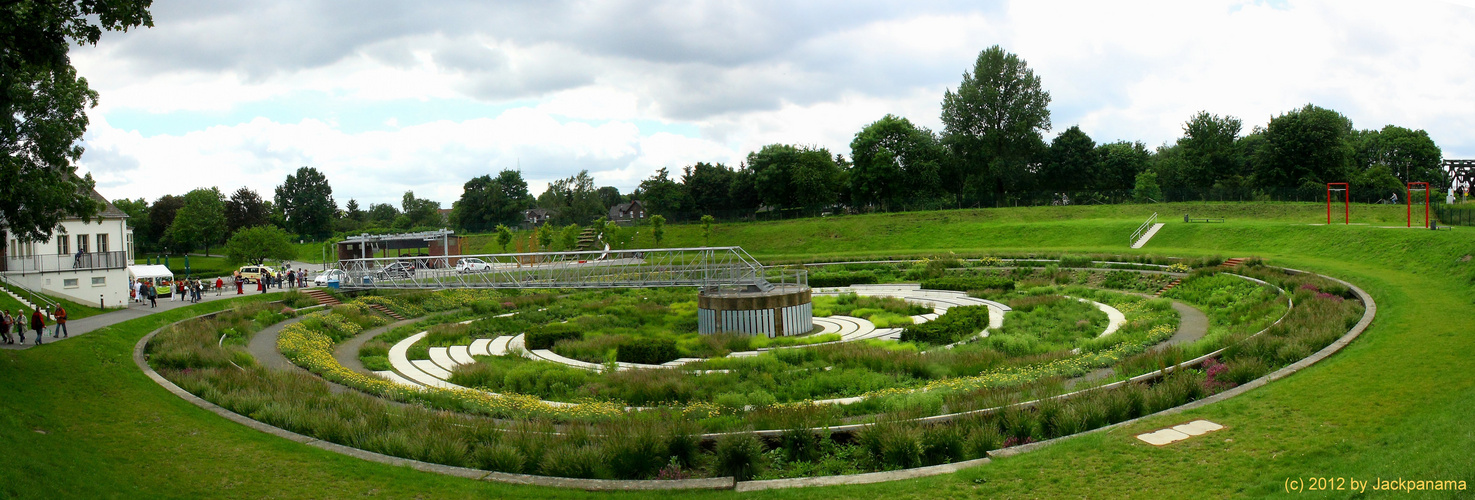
[681,162,735,213]
[1354,125,1443,186]
[1041,126,1098,192]
[746,144,845,208]
[1,1,152,241]
[146,195,184,251]
[274,167,336,238]
[1254,104,1354,189]
[225,187,270,233]
[1177,111,1245,190]
[940,45,1051,204]
[366,203,399,225]
[1095,141,1151,191]
[400,191,441,228]
[225,225,296,266]
[537,171,603,225]
[650,214,666,246]
[451,170,532,232]
[636,168,686,215]
[168,187,228,254]
[849,114,946,209]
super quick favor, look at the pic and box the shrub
[964,425,1002,457]
[809,271,879,288]
[921,276,1015,293]
[603,424,668,479]
[714,432,765,480]
[473,443,525,473]
[1058,255,1093,268]
[616,338,679,365]
[920,424,967,465]
[525,323,583,350]
[858,422,924,470]
[899,305,991,345]
[1219,357,1271,385]
[780,427,823,463]
[539,443,605,479]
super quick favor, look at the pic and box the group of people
[0,305,66,345]
[235,268,310,295]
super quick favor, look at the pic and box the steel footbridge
[333,246,805,292]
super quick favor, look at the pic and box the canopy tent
[127,265,174,283]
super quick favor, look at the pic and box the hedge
[617,338,680,365]
[900,305,991,344]
[919,276,1015,292]
[809,271,879,288]
[525,323,583,350]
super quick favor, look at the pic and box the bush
[473,443,525,473]
[921,424,967,465]
[714,432,765,480]
[538,443,605,479]
[525,323,583,350]
[899,305,991,344]
[921,276,1015,292]
[858,422,923,470]
[616,338,679,365]
[809,271,879,288]
[965,425,1002,457]
[604,424,668,479]
[1058,255,1093,268]
[780,428,823,463]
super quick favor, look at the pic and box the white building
[2,189,133,309]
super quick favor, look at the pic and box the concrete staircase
[1154,278,1184,297]
[1130,223,1166,249]
[575,228,598,251]
[301,288,340,307]
[367,303,406,321]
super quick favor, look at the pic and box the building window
[97,233,109,253]
[63,278,79,288]
[92,276,106,286]
[57,236,70,255]
[76,234,89,253]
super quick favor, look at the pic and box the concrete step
[1131,222,1165,249]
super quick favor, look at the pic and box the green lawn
[3,202,1472,498]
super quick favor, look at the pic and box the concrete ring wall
[697,285,812,337]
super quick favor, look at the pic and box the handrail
[1129,212,1159,245]
[0,274,60,312]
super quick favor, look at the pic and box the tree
[1,1,152,242]
[112,197,149,229]
[559,223,581,250]
[681,162,735,213]
[636,168,687,216]
[650,214,666,246]
[537,171,603,225]
[225,187,270,233]
[1254,104,1354,189]
[536,222,554,250]
[146,195,185,251]
[494,224,513,253]
[940,45,1051,204]
[451,170,532,232]
[366,203,399,225]
[1176,111,1245,190]
[344,199,365,222]
[746,144,845,208]
[225,225,296,266]
[1133,170,1163,203]
[596,186,624,210]
[727,166,761,211]
[849,114,947,209]
[1041,126,1098,192]
[1355,125,1443,186]
[1095,141,1151,191]
[700,215,715,246]
[400,191,442,228]
[274,167,336,238]
[168,187,227,254]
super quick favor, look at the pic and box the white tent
[127,265,174,284]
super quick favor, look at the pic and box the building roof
[90,188,129,219]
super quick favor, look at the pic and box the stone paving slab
[414,359,452,379]
[428,347,460,372]
[1136,419,1225,445]
[373,370,421,387]
[449,345,475,365]
[1173,419,1224,436]
[468,338,491,356]
[489,335,513,355]
[1136,428,1190,446]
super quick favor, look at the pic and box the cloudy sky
[73,0,1475,208]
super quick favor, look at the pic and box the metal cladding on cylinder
[697,285,812,337]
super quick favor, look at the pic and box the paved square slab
[1136,429,1190,446]
[1173,420,1224,436]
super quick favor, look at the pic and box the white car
[456,257,491,273]
[314,269,346,285]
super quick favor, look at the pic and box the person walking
[29,308,45,345]
[257,276,265,294]
[51,305,67,338]
[1,310,13,344]
[147,282,157,308]
[235,273,244,294]
[14,308,25,343]
[215,277,224,296]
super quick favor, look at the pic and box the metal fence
[4,251,129,274]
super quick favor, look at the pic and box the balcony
[4,251,129,274]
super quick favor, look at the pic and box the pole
[1344,186,1349,225]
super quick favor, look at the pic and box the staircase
[575,228,598,251]
[1220,257,1246,269]
[1154,278,1183,297]
[301,288,341,307]
[367,303,405,321]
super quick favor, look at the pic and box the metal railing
[4,251,129,274]
[335,246,804,292]
[1129,212,1158,246]
[0,274,59,312]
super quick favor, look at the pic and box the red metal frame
[1407,182,1430,228]
[1326,183,1349,224]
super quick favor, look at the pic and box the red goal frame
[1326,183,1349,224]
[1407,182,1430,228]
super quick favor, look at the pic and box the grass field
[3,201,1472,498]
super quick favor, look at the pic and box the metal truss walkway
[335,246,805,292]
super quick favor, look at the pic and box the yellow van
[238,265,269,284]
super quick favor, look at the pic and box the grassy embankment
[2,202,1472,498]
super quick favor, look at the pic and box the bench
[1183,215,1225,223]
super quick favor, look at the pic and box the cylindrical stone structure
[697,285,812,337]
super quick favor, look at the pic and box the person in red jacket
[30,308,45,345]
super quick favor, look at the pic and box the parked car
[378,261,416,279]
[314,269,346,286]
[456,257,491,273]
